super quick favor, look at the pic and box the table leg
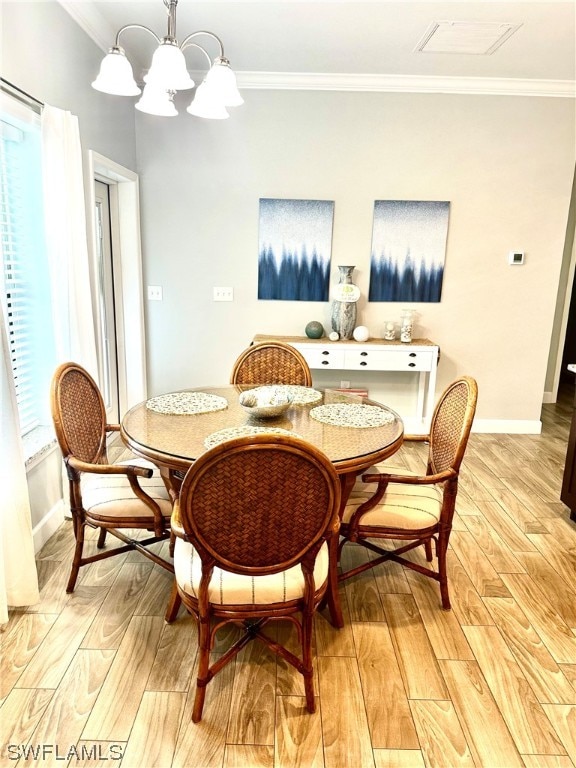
[324,471,361,628]
[339,472,357,518]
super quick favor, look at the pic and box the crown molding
[233,72,576,99]
[58,1,116,53]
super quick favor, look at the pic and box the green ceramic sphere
[305,321,325,339]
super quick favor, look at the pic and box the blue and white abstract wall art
[258,198,334,301]
[368,200,450,302]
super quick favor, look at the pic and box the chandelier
[91,0,243,119]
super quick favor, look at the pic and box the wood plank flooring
[2,387,576,768]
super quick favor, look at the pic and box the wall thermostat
[509,251,525,265]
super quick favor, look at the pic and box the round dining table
[121,385,403,628]
[121,384,404,501]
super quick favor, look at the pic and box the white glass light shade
[92,49,141,96]
[145,42,195,91]
[205,59,244,106]
[135,85,178,117]
[186,82,229,119]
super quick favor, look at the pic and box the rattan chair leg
[97,527,107,549]
[326,537,344,628]
[302,613,316,713]
[66,520,86,593]
[192,619,211,723]
[424,539,433,562]
[164,581,182,623]
[437,536,451,610]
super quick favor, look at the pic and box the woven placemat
[277,385,323,405]
[310,403,395,428]
[204,426,302,449]
[146,392,228,415]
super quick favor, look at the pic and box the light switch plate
[147,285,163,300]
[213,287,234,301]
[508,251,524,265]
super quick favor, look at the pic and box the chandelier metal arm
[114,24,162,49]
[180,41,213,69]
[180,30,225,60]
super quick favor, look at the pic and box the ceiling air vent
[415,20,522,55]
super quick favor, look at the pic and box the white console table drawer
[297,348,346,369]
[344,349,435,372]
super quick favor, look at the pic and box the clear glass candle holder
[400,310,414,343]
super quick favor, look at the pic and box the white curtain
[0,316,39,624]
[41,105,99,524]
[0,104,99,623]
[41,104,98,375]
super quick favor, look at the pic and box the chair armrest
[361,468,456,485]
[107,423,121,433]
[67,457,153,478]
[403,434,429,442]
[65,457,167,537]
[346,468,457,540]
[170,499,188,541]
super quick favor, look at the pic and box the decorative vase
[331,266,360,341]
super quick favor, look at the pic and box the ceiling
[59,1,576,97]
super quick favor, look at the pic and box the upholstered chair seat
[81,458,171,523]
[343,468,443,531]
[173,535,329,606]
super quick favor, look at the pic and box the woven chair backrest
[178,435,340,575]
[230,342,313,386]
[429,377,478,475]
[51,363,108,465]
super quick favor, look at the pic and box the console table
[253,334,440,428]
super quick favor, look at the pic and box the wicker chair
[165,433,341,722]
[230,341,313,386]
[50,362,173,593]
[339,377,478,609]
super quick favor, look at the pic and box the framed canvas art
[258,198,334,301]
[368,200,450,302]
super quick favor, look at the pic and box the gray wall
[2,1,137,171]
[136,88,575,426]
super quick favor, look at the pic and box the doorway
[87,151,148,416]
[560,276,576,387]
[546,168,576,402]
[94,179,119,423]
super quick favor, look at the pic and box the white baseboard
[32,500,66,554]
[471,419,542,435]
[404,418,543,435]
[542,391,557,404]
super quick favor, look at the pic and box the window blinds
[0,94,51,437]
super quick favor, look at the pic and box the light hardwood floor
[2,387,576,768]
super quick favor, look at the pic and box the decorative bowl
[239,386,294,418]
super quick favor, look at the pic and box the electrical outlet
[147,285,163,301]
[213,287,234,301]
[340,380,351,389]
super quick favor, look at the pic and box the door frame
[94,179,119,422]
[86,150,147,415]
[544,165,576,403]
